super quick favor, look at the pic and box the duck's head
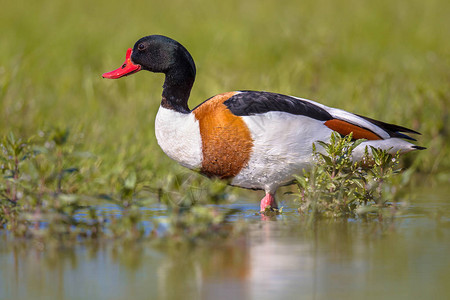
[102,35,196,80]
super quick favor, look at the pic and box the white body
[231,110,415,193]
[231,112,333,193]
[155,96,417,194]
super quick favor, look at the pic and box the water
[1,185,449,300]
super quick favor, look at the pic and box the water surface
[1,185,449,300]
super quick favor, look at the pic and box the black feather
[355,114,420,140]
[223,91,333,121]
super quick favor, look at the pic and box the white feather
[353,138,416,161]
[288,95,391,139]
[232,112,333,193]
[231,109,416,193]
[155,106,202,170]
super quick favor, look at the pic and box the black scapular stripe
[223,91,333,121]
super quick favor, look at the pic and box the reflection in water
[1,187,449,300]
[157,242,251,299]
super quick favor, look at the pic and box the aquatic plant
[0,130,238,244]
[0,129,97,239]
[295,132,413,220]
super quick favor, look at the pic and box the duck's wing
[224,91,420,141]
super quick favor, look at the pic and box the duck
[102,35,424,213]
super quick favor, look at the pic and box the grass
[0,0,449,241]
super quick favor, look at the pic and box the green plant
[0,132,34,233]
[0,129,241,243]
[295,133,411,221]
[0,129,100,239]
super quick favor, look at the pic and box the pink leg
[260,193,278,212]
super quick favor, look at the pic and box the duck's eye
[138,43,146,51]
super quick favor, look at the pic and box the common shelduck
[102,35,424,212]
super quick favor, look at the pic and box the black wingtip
[396,132,417,141]
[412,145,427,150]
[355,114,422,136]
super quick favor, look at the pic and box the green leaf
[124,172,137,190]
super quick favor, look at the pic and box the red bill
[102,48,141,79]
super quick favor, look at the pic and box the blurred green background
[1,0,449,197]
